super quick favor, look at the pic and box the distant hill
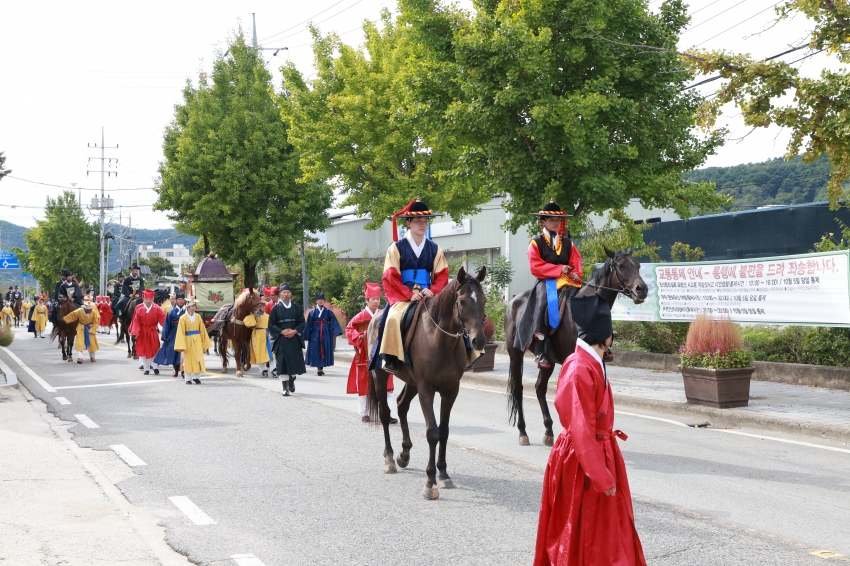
[684,154,832,209]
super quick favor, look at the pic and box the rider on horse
[50,269,84,323]
[115,264,145,321]
[525,199,583,369]
[374,197,449,374]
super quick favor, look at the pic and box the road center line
[168,496,216,525]
[231,554,267,566]
[55,378,176,390]
[1,346,56,392]
[616,410,689,428]
[111,444,147,466]
[75,414,100,429]
[54,397,71,405]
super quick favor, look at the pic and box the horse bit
[584,257,635,298]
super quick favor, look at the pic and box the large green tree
[0,151,10,182]
[155,31,333,286]
[138,256,177,277]
[12,192,99,291]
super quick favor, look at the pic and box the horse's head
[235,287,262,318]
[454,266,488,350]
[604,247,648,304]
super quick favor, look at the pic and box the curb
[334,351,850,443]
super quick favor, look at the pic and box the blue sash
[186,330,200,336]
[546,279,560,330]
[83,324,91,348]
[400,269,431,289]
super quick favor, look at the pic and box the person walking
[533,294,645,566]
[154,290,186,378]
[268,283,306,396]
[173,296,211,385]
[62,296,100,364]
[0,300,14,328]
[247,297,273,377]
[304,291,343,376]
[31,296,48,338]
[128,289,165,375]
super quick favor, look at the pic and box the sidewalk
[333,342,850,442]
[0,380,191,565]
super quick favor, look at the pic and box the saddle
[207,303,233,337]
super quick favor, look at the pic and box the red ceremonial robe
[97,302,113,325]
[534,340,646,566]
[128,303,166,358]
[345,308,393,395]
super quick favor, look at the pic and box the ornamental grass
[679,314,753,369]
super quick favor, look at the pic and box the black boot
[383,355,399,374]
[282,380,290,396]
[533,337,551,369]
[288,376,296,393]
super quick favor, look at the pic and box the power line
[5,176,155,191]
[689,0,725,17]
[268,0,368,43]
[259,0,351,42]
[683,44,809,90]
[695,1,783,46]
[686,0,748,32]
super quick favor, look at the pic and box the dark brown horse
[50,295,79,361]
[11,298,23,326]
[366,266,487,500]
[218,288,262,376]
[504,248,648,446]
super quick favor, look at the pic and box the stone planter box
[680,366,755,408]
[470,343,499,373]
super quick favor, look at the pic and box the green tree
[576,211,661,278]
[12,192,99,291]
[687,1,850,209]
[138,256,177,277]
[155,30,332,287]
[0,151,10,182]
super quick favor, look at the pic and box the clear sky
[0,0,837,232]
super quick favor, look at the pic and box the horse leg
[536,365,556,446]
[220,330,229,374]
[416,384,441,500]
[436,383,460,489]
[508,349,530,445]
[395,383,418,469]
[61,335,67,360]
[234,341,243,377]
[374,370,396,474]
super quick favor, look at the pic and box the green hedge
[612,321,850,367]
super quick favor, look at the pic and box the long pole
[100,127,106,297]
[300,239,309,308]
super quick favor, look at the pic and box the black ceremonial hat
[570,295,613,345]
[60,269,71,277]
[131,263,140,270]
[315,290,325,300]
[279,282,291,292]
[175,289,185,299]
[530,198,571,218]
[117,272,125,278]
[397,198,443,219]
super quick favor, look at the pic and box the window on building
[166,252,174,257]
[149,252,159,257]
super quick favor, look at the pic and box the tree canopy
[155,31,333,286]
[0,151,10,183]
[12,192,99,291]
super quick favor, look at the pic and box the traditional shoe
[261,370,268,378]
[181,371,185,379]
[90,357,96,363]
[139,364,144,370]
[143,370,150,375]
[361,415,370,423]
[77,359,83,364]
[389,417,399,425]
[192,378,201,384]
[172,371,178,378]
[288,377,296,393]
[317,369,324,376]
[282,382,290,396]
[535,355,551,369]
[185,380,193,385]
[153,368,160,375]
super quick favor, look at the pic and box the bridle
[422,279,478,340]
[231,292,263,326]
[584,255,636,299]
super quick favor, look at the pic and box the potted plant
[679,314,755,408]
[470,315,499,372]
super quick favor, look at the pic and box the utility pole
[118,209,123,274]
[226,14,289,56]
[87,127,117,296]
[300,238,309,309]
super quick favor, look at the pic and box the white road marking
[54,397,71,405]
[1,346,56,392]
[55,378,175,390]
[111,444,147,466]
[168,496,216,525]
[231,554,266,566]
[74,414,100,429]
[616,410,689,428]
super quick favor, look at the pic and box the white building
[137,244,192,272]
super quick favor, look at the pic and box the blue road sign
[0,252,21,269]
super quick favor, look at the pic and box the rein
[230,293,262,326]
[584,258,634,298]
[422,281,474,340]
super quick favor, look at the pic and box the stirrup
[535,354,551,369]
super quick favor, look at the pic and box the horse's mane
[428,275,480,324]
[587,257,613,286]
[234,288,258,308]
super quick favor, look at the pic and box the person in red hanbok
[128,289,166,375]
[345,282,396,423]
[534,294,646,566]
[96,295,113,334]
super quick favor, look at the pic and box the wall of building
[137,244,193,271]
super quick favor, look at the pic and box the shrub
[680,314,753,369]
[0,327,13,347]
[613,321,688,354]
[741,325,850,367]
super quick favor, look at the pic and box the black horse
[504,248,648,446]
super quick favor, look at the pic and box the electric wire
[695,1,783,47]
[686,0,748,32]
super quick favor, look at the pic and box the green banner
[193,282,234,312]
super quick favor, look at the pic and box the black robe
[268,301,307,376]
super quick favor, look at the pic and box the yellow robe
[63,307,100,353]
[174,313,212,374]
[161,300,172,313]
[249,312,271,365]
[22,301,32,315]
[31,304,48,332]
[0,307,14,328]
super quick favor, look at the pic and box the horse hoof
[383,463,397,474]
[543,435,554,447]
[396,455,410,469]
[422,486,439,500]
[438,478,455,489]
[236,370,243,377]
[519,436,530,446]
[127,353,132,359]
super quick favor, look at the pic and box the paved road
[4,328,848,565]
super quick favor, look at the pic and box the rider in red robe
[346,282,395,422]
[129,289,166,375]
[534,295,645,566]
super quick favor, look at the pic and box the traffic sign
[0,252,21,269]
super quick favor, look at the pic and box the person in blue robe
[154,290,187,378]
[303,291,343,376]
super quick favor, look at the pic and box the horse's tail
[504,295,524,426]
[366,368,380,424]
[49,324,60,343]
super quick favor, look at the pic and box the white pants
[186,373,198,383]
[139,357,158,370]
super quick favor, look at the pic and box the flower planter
[470,343,499,373]
[680,366,755,408]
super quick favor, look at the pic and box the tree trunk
[203,234,210,255]
[242,260,258,289]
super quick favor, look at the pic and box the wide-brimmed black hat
[397,198,443,219]
[117,272,125,278]
[315,291,325,301]
[570,295,613,345]
[60,269,71,277]
[530,198,572,218]
[130,264,140,270]
[279,283,291,292]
